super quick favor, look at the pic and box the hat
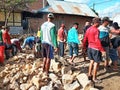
[112,22,120,29]
[47,13,54,18]
[102,17,110,22]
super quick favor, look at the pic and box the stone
[61,66,72,75]
[62,74,74,84]
[49,73,58,82]
[64,81,80,90]
[28,86,37,90]
[31,76,40,89]
[50,60,62,73]
[20,83,32,90]
[77,73,94,90]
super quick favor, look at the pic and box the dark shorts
[109,48,118,61]
[87,48,102,63]
[41,43,54,59]
[111,37,120,48]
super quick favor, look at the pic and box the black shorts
[87,48,102,63]
[111,37,120,48]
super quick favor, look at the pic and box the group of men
[0,12,119,84]
[40,13,120,84]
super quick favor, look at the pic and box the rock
[64,81,80,90]
[62,74,74,84]
[28,86,37,90]
[20,83,32,90]
[26,54,35,60]
[61,66,72,75]
[3,76,10,85]
[23,76,27,82]
[31,76,40,89]
[77,73,94,90]
[12,56,18,61]
[49,73,58,82]
[41,81,53,90]
[9,81,19,90]
[50,59,62,73]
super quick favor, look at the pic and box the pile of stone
[0,53,98,90]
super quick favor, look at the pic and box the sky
[64,0,120,18]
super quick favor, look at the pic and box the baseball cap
[47,13,54,18]
[102,17,110,22]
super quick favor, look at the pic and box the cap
[102,17,110,22]
[47,13,54,18]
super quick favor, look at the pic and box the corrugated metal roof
[39,0,98,17]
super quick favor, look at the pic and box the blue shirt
[67,27,80,44]
[98,25,109,38]
[26,36,35,43]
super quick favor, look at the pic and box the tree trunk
[5,11,11,28]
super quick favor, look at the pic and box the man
[57,24,66,58]
[21,35,36,49]
[11,37,23,55]
[41,13,58,74]
[2,27,14,59]
[67,23,80,64]
[98,17,110,70]
[83,18,105,83]
[83,21,91,36]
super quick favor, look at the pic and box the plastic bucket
[0,46,5,63]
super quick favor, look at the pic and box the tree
[0,0,37,27]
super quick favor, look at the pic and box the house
[0,0,98,34]
[25,0,98,33]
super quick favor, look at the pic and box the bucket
[0,46,5,63]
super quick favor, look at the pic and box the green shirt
[0,30,3,41]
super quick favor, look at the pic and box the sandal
[88,75,93,80]
[93,79,102,83]
[113,68,119,71]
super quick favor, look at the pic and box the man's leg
[88,60,94,78]
[92,62,99,81]
[43,57,47,72]
[45,58,51,74]
[68,43,73,60]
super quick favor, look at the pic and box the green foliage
[0,0,37,11]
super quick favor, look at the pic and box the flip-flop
[93,79,102,83]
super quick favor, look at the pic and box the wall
[28,14,93,34]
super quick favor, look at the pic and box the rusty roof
[39,0,98,17]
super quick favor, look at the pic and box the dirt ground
[0,50,120,90]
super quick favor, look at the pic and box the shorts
[109,48,118,61]
[111,37,120,48]
[87,48,102,63]
[103,46,110,60]
[41,43,54,59]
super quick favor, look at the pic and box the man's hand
[102,51,106,57]
[54,47,58,53]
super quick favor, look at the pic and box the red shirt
[83,26,104,52]
[2,30,11,44]
[58,27,65,42]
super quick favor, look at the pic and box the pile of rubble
[0,52,99,90]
